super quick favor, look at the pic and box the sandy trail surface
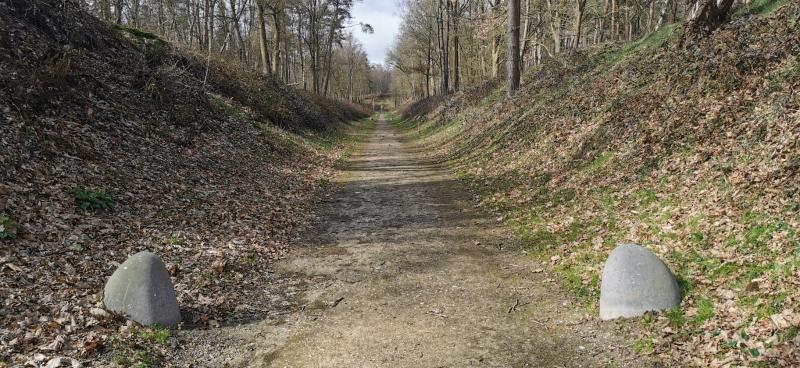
[175,115,642,368]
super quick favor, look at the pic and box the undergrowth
[0,213,18,239]
[72,188,113,210]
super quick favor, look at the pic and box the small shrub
[72,188,113,210]
[0,214,19,239]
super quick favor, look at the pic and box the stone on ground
[599,243,681,320]
[103,251,181,327]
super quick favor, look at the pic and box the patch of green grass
[605,23,682,67]
[666,308,685,328]
[556,264,600,303]
[553,188,576,205]
[167,234,184,246]
[318,177,332,188]
[733,0,788,17]
[109,331,164,368]
[672,269,693,299]
[72,188,113,211]
[519,228,557,252]
[139,327,171,345]
[583,151,615,173]
[0,213,18,240]
[410,118,459,140]
[634,187,658,207]
[113,25,166,44]
[693,298,715,325]
[210,94,249,120]
[738,212,786,251]
[764,58,800,96]
[632,338,655,354]
[481,87,506,106]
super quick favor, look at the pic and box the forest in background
[82,0,393,101]
[387,0,784,99]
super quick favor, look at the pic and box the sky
[350,0,403,66]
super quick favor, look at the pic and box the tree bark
[270,0,285,76]
[256,0,272,76]
[507,0,521,96]
[574,0,587,49]
[685,0,736,37]
[450,0,460,92]
[322,0,341,96]
[115,0,123,24]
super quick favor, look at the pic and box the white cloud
[351,0,402,66]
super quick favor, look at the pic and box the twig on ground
[425,309,448,318]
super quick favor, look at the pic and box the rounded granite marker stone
[599,243,681,320]
[103,251,181,327]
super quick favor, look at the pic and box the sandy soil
[173,116,648,368]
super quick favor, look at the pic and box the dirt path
[176,115,644,367]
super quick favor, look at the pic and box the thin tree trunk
[115,0,123,24]
[203,0,215,88]
[611,0,617,41]
[520,0,532,69]
[451,0,460,92]
[507,0,521,96]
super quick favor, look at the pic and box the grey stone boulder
[599,243,681,320]
[103,251,181,327]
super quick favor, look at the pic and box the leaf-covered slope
[401,3,799,366]
[0,0,368,364]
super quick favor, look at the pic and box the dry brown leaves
[0,1,367,365]
[407,3,800,366]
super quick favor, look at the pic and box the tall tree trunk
[297,11,306,89]
[490,0,501,78]
[610,0,616,41]
[270,0,285,76]
[436,0,449,94]
[656,0,670,29]
[230,0,246,61]
[426,30,432,98]
[115,0,123,24]
[322,0,341,96]
[451,0,460,92]
[574,0,587,49]
[507,0,521,96]
[256,0,272,76]
[520,0,532,69]
[202,0,215,88]
[547,0,562,54]
[157,0,165,34]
